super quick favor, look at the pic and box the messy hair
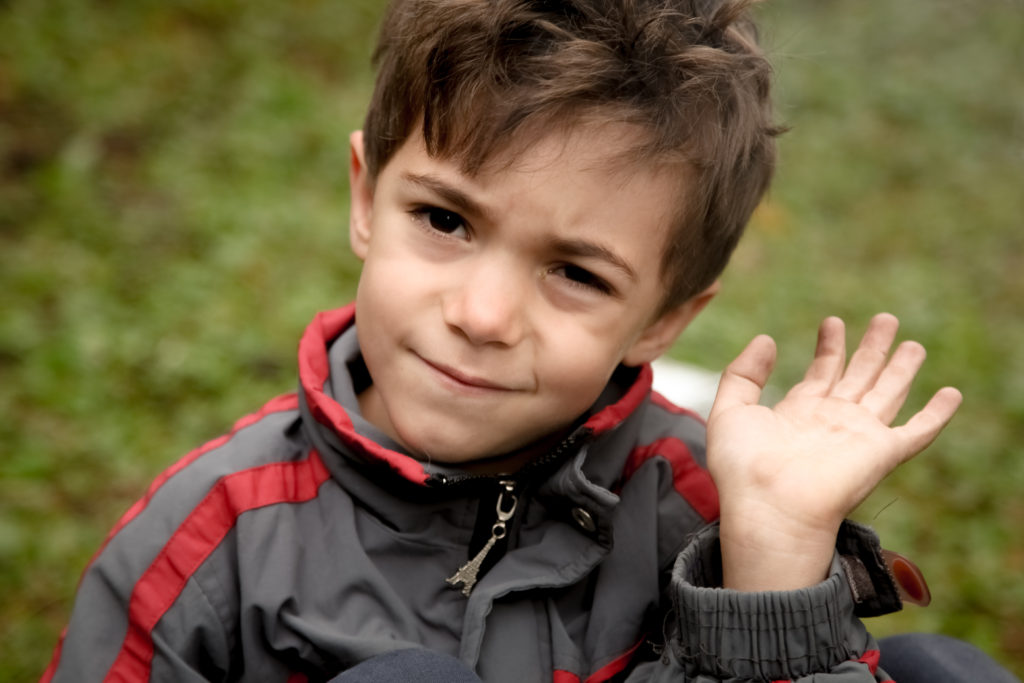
[364,0,781,313]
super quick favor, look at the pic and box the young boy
[44,0,972,681]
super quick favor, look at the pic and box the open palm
[706,314,962,590]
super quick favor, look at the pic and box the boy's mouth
[418,355,516,392]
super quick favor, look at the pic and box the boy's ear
[349,130,373,261]
[622,281,720,367]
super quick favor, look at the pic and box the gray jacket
[45,305,903,682]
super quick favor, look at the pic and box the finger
[711,334,777,414]
[860,340,927,424]
[788,316,846,398]
[891,386,963,463]
[832,312,900,402]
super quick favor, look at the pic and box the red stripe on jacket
[582,365,654,435]
[298,306,432,485]
[102,450,331,680]
[622,437,719,522]
[93,393,300,569]
[42,393,300,683]
[767,649,890,683]
[649,389,707,425]
[859,648,894,681]
[552,638,645,683]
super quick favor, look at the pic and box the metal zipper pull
[446,480,517,597]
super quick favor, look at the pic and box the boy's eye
[554,264,612,294]
[423,207,466,235]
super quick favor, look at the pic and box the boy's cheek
[537,342,620,404]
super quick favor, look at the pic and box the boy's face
[348,124,715,469]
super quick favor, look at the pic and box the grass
[1,0,1022,679]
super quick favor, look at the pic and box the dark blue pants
[878,633,1019,682]
[329,648,482,683]
[331,634,1019,682]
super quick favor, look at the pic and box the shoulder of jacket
[98,393,307,549]
[618,392,718,523]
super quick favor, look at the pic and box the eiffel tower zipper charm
[447,480,517,597]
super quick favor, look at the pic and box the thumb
[711,335,777,415]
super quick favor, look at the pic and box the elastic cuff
[671,523,868,680]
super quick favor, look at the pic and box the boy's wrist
[718,502,841,591]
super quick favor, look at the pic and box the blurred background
[1,0,1022,679]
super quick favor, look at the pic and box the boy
[44,0,971,681]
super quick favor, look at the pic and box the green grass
[1,0,1022,680]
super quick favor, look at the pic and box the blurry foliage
[1,0,1023,680]
[1,1,375,678]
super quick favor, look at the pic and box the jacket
[44,305,903,682]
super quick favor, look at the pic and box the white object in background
[650,358,721,419]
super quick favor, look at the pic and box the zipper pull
[446,480,517,597]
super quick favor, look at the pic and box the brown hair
[363,0,782,313]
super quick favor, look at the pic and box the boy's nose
[442,260,526,347]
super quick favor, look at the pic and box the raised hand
[707,313,962,591]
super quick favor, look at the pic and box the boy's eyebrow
[400,172,487,220]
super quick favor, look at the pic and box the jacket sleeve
[44,444,246,681]
[624,521,902,682]
[42,398,309,682]
[43,525,231,682]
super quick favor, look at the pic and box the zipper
[437,427,591,596]
[445,479,518,596]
